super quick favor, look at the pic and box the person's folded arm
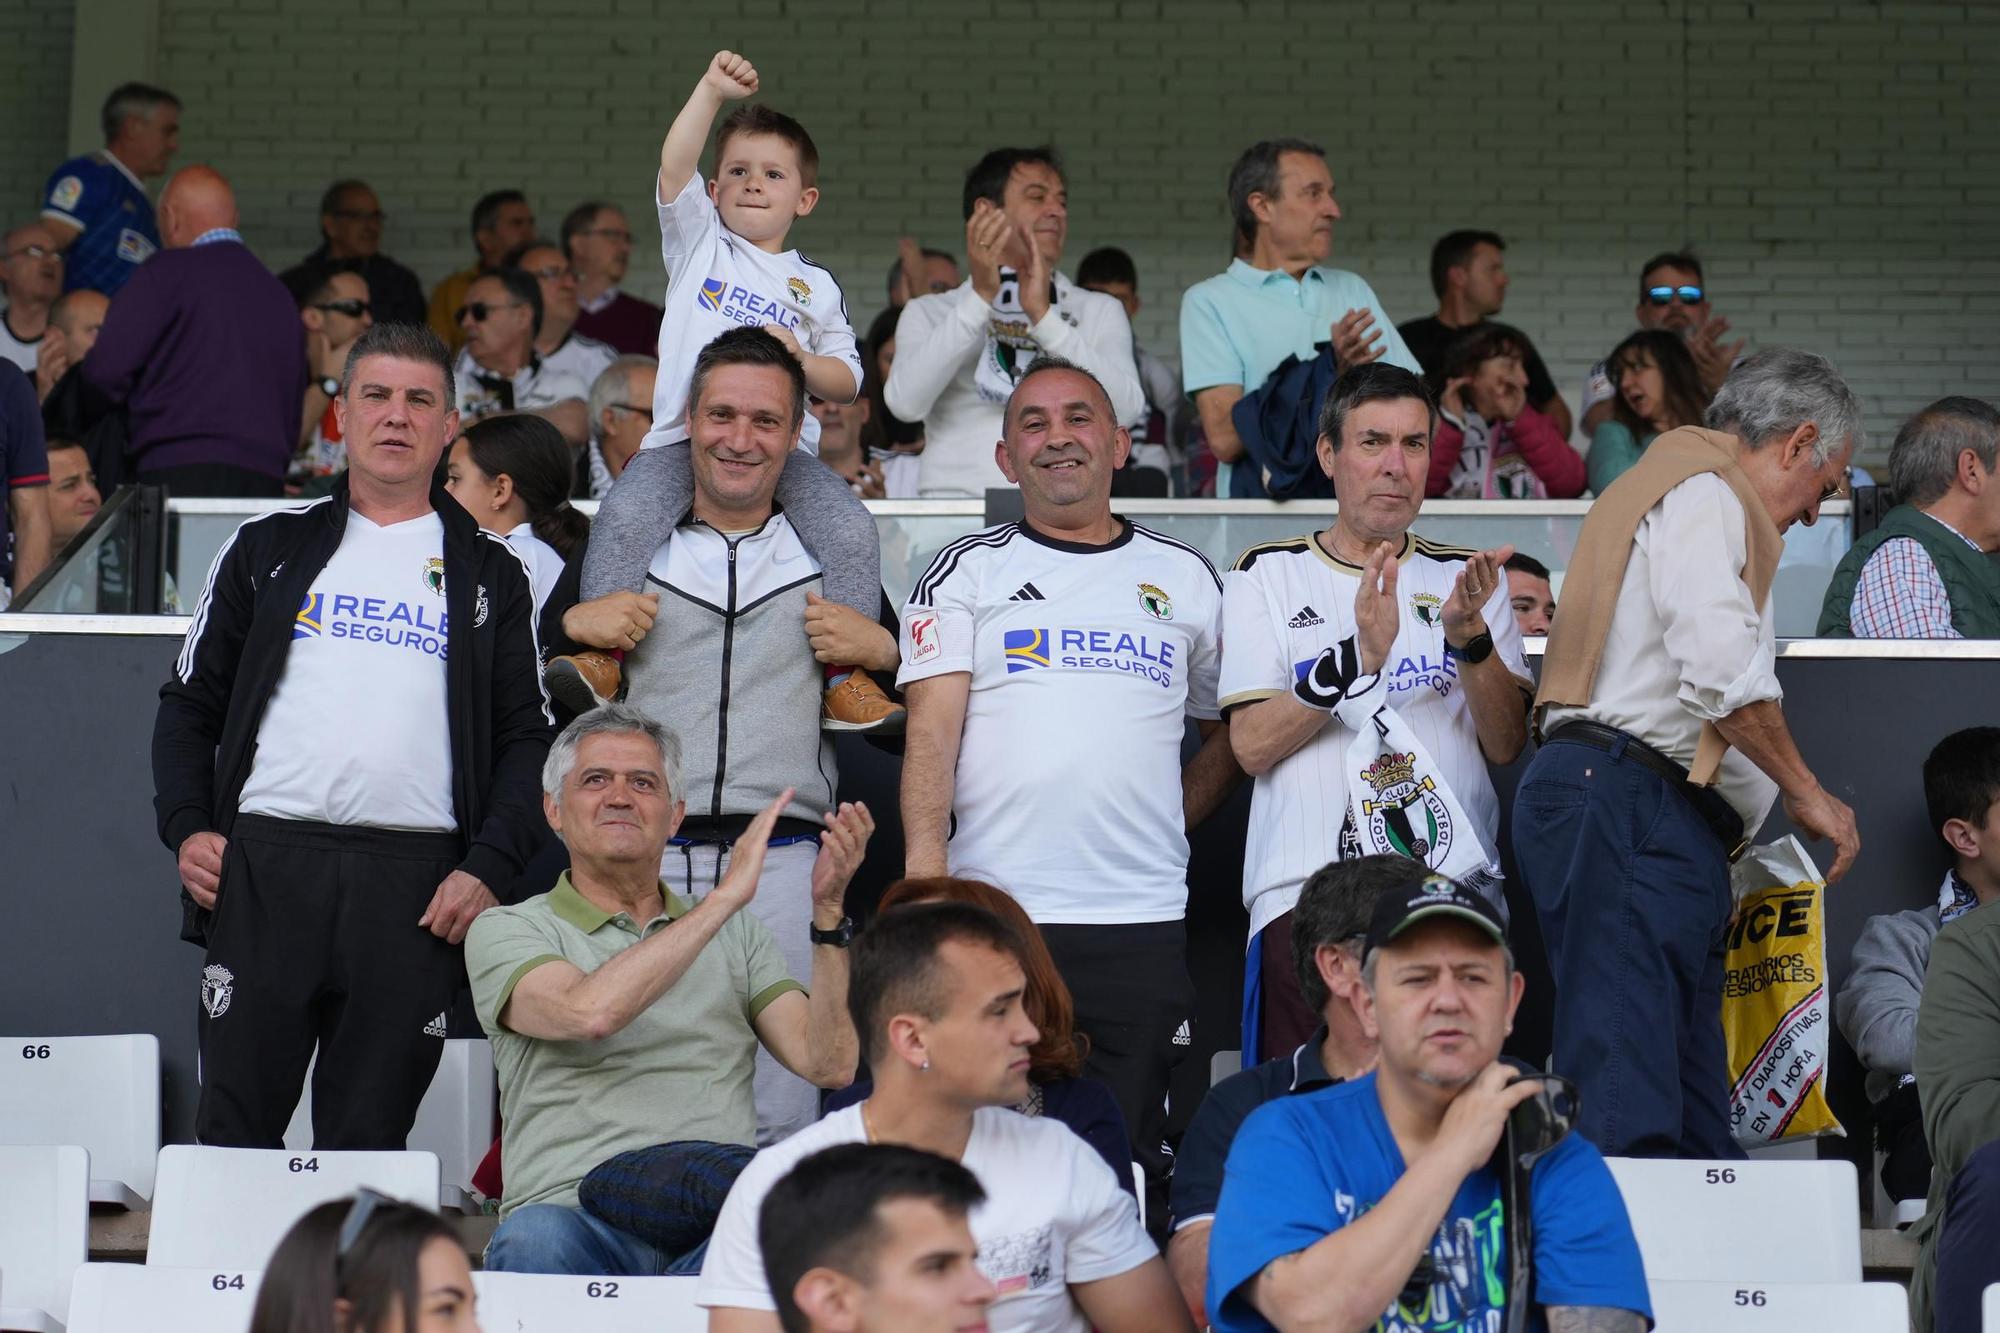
[1508,405,1585,497]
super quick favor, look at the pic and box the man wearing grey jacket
[548,327,900,1146]
[1840,728,2000,1209]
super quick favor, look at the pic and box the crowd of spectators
[0,50,1990,1333]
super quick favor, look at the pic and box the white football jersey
[899,520,1223,924]
[1219,530,1531,940]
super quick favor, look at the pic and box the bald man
[2,221,65,375]
[82,165,307,496]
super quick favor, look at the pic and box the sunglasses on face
[456,301,523,323]
[313,299,371,318]
[1645,285,1705,306]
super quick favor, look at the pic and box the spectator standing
[862,305,923,495]
[884,146,1144,497]
[44,437,101,551]
[0,360,52,606]
[505,238,617,389]
[1820,397,2000,638]
[577,355,657,500]
[40,82,180,296]
[1837,728,2000,1208]
[1205,876,1651,1332]
[452,267,589,447]
[444,413,589,616]
[1077,245,1188,483]
[278,181,427,328]
[1585,328,1712,493]
[152,323,554,1149]
[1180,138,1419,497]
[1,222,64,374]
[1429,325,1585,498]
[1505,552,1557,638]
[294,265,374,484]
[1167,854,1420,1324]
[699,902,1191,1332]
[80,166,306,497]
[897,357,1236,1198]
[466,706,869,1274]
[1398,230,1572,438]
[1222,364,1528,1062]
[1578,251,1744,436]
[564,201,663,356]
[885,240,960,309]
[427,189,535,351]
[759,1145,997,1333]
[1519,349,1862,1158]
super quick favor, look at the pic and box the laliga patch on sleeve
[49,175,84,212]
[909,612,940,662]
[116,228,157,264]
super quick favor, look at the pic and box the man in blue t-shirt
[41,83,182,297]
[1207,875,1651,1333]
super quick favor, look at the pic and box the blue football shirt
[41,151,159,296]
[1207,1072,1652,1333]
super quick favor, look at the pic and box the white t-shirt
[698,1105,1156,1333]
[898,520,1223,924]
[1219,531,1530,941]
[501,521,564,617]
[873,449,922,499]
[237,509,455,830]
[0,310,40,374]
[539,329,617,391]
[452,349,590,424]
[643,172,861,454]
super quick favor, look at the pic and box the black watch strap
[1449,631,1496,664]
[810,916,855,947]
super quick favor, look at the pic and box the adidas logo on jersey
[423,1011,448,1039]
[1171,1020,1192,1047]
[1008,582,1047,602]
[1288,605,1325,628]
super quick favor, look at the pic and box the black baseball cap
[1362,873,1507,956]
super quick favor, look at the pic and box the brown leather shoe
[544,651,623,715]
[823,670,907,733]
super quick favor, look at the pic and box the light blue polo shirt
[1181,259,1419,493]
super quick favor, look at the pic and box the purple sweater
[83,240,307,478]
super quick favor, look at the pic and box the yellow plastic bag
[1722,835,1846,1147]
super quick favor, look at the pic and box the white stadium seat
[66,1264,263,1333]
[147,1145,440,1270]
[473,1272,704,1330]
[1605,1157,1862,1284]
[1210,1049,1241,1087]
[284,1038,495,1212]
[0,1144,89,1333]
[1648,1280,1907,1332]
[0,1035,160,1206]
[1985,1281,2000,1332]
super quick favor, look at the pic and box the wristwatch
[1448,631,1496,664]
[317,375,340,398]
[810,916,855,948]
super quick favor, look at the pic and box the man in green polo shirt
[467,702,875,1276]
[1820,396,2000,638]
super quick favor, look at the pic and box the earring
[920,1058,931,1072]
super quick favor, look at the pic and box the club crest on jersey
[1411,592,1444,628]
[293,591,325,640]
[474,584,489,628]
[697,276,728,311]
[1357,751,1456,865]
[1137,583,1174,620]
[201,964,235,1019]
[1003,627,1051,672]
[787,276,812,307]
[423,557,446,596]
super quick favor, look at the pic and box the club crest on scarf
[1356,750,1456,865]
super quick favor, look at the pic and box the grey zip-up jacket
[1836,902,1941,1105]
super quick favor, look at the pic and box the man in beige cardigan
[1516,348,1862,1159]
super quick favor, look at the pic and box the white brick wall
[6,0,1994,463]
[0,2,75,226]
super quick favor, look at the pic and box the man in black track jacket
[153,321,554,1150]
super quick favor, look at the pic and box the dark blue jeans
[1512,735,1744,1159]
[1933,1140,2000,1333]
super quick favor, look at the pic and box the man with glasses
[293,264,375,484]
[578,355,658,499]
[451,267,589,447]
[1519,348,1862,1159]
[1205,874,1650,1332]
[1579,251,1747,439]
[564,202,662,357]
[428,189,536,351]
[1,222,65,375]
[504,238,617,390]
[280,180,427,327]
[40,82,180,296]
